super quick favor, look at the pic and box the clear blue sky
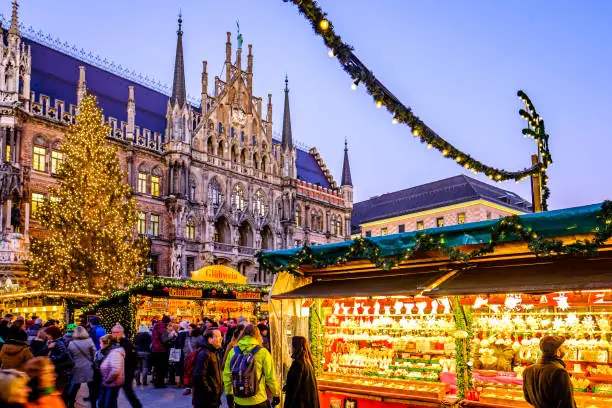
[12,0,612,209]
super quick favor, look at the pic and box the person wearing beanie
[0,326,33,369]
[523,335,576,408]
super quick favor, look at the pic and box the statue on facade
[236,20,243,50]
[171,242,182,278]
[10,203,21,233]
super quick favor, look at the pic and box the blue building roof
[352,175,532,231]
[25,37,176,138]
[296,149,332,189]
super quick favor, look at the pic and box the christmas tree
[27,94,149,294]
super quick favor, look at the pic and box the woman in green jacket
[223,324,280,408]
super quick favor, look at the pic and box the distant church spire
[9,0,19,36]
[281,75,293,151]
[171,12,186,107]
[341,138,353,186]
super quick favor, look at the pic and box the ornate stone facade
[0,3,353,286]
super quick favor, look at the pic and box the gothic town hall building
[0,3,353,286]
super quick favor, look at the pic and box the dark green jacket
[522,355,577,408]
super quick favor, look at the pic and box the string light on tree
[26,94,149,295]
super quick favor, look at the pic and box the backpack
[182,348,199,387]
[230,345,261,398]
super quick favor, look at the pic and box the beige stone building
[0,4,353,288]
[353,175,531,238]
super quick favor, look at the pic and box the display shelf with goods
[265,201,612,407]
[0,291,100,325]
[82,277,270,338]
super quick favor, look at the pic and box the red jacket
[151,322,168,353]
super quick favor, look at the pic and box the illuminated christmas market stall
[82,265,270,338]
[260,202,612,408]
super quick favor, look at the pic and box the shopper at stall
[133,324,152,386]
[165,323,179,386]
[523,335,577,408]
[26,319,43,345]
[223,324,280,408]
[88,317,106,351]
[283,336,320,408]
[151,315,171,388]
[111,324,142,408]
[0,326,34,369]
[256,323,270,352]
[96,334,125,408]
[192,328,223,408]
[0,368,30,408]
[30,330,48,357]
[22,356,66,408]
[181,326,202,395]
[65,326,95,408]
[42,326,73,395]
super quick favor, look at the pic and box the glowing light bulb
[376,100,383,108]
[319,19,330,31]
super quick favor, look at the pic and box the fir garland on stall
[257,201,612,275]
[94,299,137,340]
[283,0,553,210]
[452,296,474,399]
[308,299,324,376]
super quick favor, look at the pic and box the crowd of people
[0,313,320,408]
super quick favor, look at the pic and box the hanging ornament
[473,296,488,309]
[146,284,153,291]
[212,289,217,296]
[319,19,329,31]
[163,287,169,292]
[553,292,570,311]
[223,289,228,295]
[232,290,237,296]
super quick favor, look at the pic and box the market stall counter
[261,202,612,408]
[82,270,269,338]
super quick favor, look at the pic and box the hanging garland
[284,0,552,210]
[257,201,612,275]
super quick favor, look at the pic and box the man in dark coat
[523,335,576,408]
[151,315,171,388]
[112,324,142,408]
[192,328,223,408]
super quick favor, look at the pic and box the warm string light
[27,94,149,295]
[258,201,612,275]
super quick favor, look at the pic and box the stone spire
[171,13,186,107]
[341,138,353,186]
[9,0,19,36]
[281,75,293,151]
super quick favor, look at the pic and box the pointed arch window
[218,122,223,133]
[185,219,196,240]
[208,178,222,208]
[231,127,235,138]
[232,184,246,211]
[253,190,266,217]
[241,131,245,142]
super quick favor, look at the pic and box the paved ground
[76,384,229,408]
